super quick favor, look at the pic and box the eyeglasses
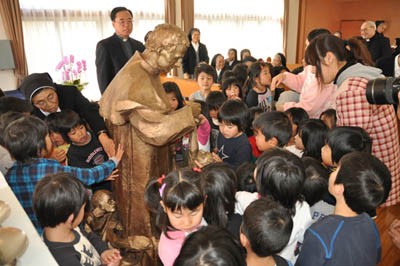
[33,91,57,107]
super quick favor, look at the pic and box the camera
[366,77,400,105]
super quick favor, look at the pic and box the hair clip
[157,174,166,184]
[192,167,202,173]
[159,183,166,198]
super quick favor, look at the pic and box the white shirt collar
[40,107,61,116]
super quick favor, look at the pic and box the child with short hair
[319,108,337,129]
[245,62,274,111]
[163,81,186,110]
[285,107,309,157]
[3,115,123,233]
[174,225,246,266]
[0,112,25,175]
[246,107,263,160]
[214,99,252,169]
[302,156,334,222]
[296,152,392,265]
[241,198,293,266]
[144,168,207,266]
[321,126,372,168]
[236,162,256,193]
[189,63,217,101]
[236,148,312,263]
[163,81,189,166]
[221,76,242,100]
[33,173,121,266]
[295,119,328,161]
[45,112,71,164]
[205,91,226,152]
[252,111,292,152]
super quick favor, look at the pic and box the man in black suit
[96,7,145,94]
[360,20,392,65]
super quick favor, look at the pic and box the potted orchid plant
[55,55,88,91]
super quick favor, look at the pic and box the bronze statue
[99,24,196,264]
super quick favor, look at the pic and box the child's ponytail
[144,168,205,233]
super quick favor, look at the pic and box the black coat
[366,34,392,64]
[95,33,145,94]
[182,42,209,75]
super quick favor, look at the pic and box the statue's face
[156,42,187,72]
[92,190,116,213]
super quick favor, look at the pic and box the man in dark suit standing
[360,20,392,65]
[96,7,145,94]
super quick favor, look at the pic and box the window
[194,0,284,62]
[20,0,164,100]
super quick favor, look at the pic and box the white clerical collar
[192,42,199,51]
[40,107,61,116]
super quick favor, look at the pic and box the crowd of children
[1,27,400,266]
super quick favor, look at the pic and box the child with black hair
[245,62,274,111]
[202,163,242,238]
[236,162,257,193]
[189,63,217,101]
[213,99,252,169]
[246,107,263,159]
[221,76,242,100]
[3,115,123,233]
[0,96,32,115]
[205,91,226,153]
[163,81,189,166]
[46,110,111,191]
[33,173,121,266]
[46,110,107,168]
[296,152,392,265]
[163,81,185,110]
[319,108,337,129]
[236,148,312,263]
[144,168,207,266]
[241,198,293,266]
[301,156,334,222]
[0,112,25,175]
[174,225,246,266]
[295,119,328,161]
[252,111,292,152]
[285,107,309,157]
[321,126,372,169]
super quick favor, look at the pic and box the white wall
[0,13,17,91]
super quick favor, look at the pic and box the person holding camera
[305,34,400,207]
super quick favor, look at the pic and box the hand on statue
[114,144,124,164]
[101,249,121,266]
[211,152,223,163]
[389,219,400,249]
[99,133,116,157]
[49,148,66,163]
[105,169,119,181]
[270,73,286,92]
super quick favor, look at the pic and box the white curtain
[20,0,164,101]
[194,0,284,62]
